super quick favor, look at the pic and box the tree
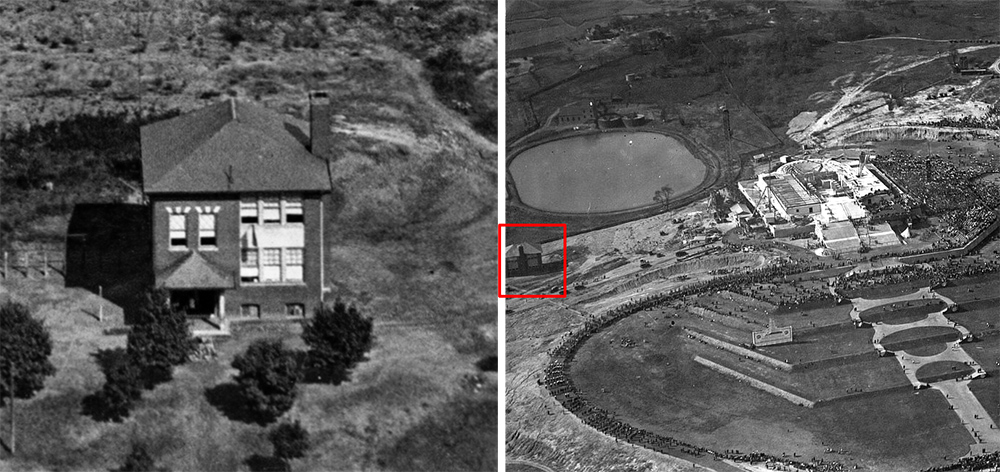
[127,289,196,388]
[301,300,374,379]
[90,349,143,422]
[653,186,673,207]
[0,301,56,404]
[269,420,310,460]
[232,340,301,423]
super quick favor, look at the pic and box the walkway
[934,380,1000,455]
[848,288,998,456]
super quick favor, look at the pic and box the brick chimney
[309,91,332,159]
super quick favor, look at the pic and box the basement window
[286,303,305,317]
[240,304,260,318]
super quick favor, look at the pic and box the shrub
[127,289,196,389]
[232,340,301,423]
[0,301,56,404]
[92,349,143,422]
[269,420,310,460]
[301,300,374,380]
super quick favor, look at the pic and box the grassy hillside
[0,0,497,470]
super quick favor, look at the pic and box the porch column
[218,293,225,320]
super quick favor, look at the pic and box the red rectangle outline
[498,223,567,298]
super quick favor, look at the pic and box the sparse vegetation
[116,442,165,472]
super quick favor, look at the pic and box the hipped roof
[141,98,331,194]
[159,251,233,289]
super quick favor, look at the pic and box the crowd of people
[874,150,1000,250]
[920,451,1000,471]
[539,225,1000,470]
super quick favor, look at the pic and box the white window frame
[169,213,187,250]
[240,201,258,224]
[262,201,281,224]
[198,213,217,249]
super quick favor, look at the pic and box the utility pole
[8,362,13,456]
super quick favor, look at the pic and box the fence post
[42,252,48,278]
[98,285,104,323]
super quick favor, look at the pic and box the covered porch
[161,251,233,337]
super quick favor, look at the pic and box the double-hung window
[285,248,304,281]
[199,213,217,248]
[241,202,258,224]
[261,248,282,282]
[169,214,186,249]
[262,201,281,224]
[285,201,304,223]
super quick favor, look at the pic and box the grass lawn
[571,315,973,471]
[914,361,974,383]
[859,299,944,325]
[881,326,962,352]
[759,327,875,364]
[0,276,497,471]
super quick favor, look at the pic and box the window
[262,201,281,224]
[199,213,216,247]
[241,248,258,266]
[285,248,303,281]
[527,258,539,267]
[286,303,305,317]
[240,304,260,318]
[241,202,258,224]
[285,201,303,223]
[261,248,281,281]
[169,214,186,249]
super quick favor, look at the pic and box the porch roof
[159,251,233,289]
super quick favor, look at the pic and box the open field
[572,322,971,472]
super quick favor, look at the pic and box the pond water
[509,132,707,213]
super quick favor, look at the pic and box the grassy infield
[572,275,1000,471]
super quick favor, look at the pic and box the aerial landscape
[505,1,1000,471]
[0,0,497,471]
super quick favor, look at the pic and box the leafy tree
[0,301,56,405]
[92,349,143,422]
[301,300,374,379]
[653,186,673,207]
[232,340,301,423]
[269,420,310,460]
[127,289,196,388]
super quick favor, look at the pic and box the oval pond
[510,132,707,213]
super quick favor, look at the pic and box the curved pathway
[848,287,998,455]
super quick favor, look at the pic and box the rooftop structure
[739,157,902,253]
